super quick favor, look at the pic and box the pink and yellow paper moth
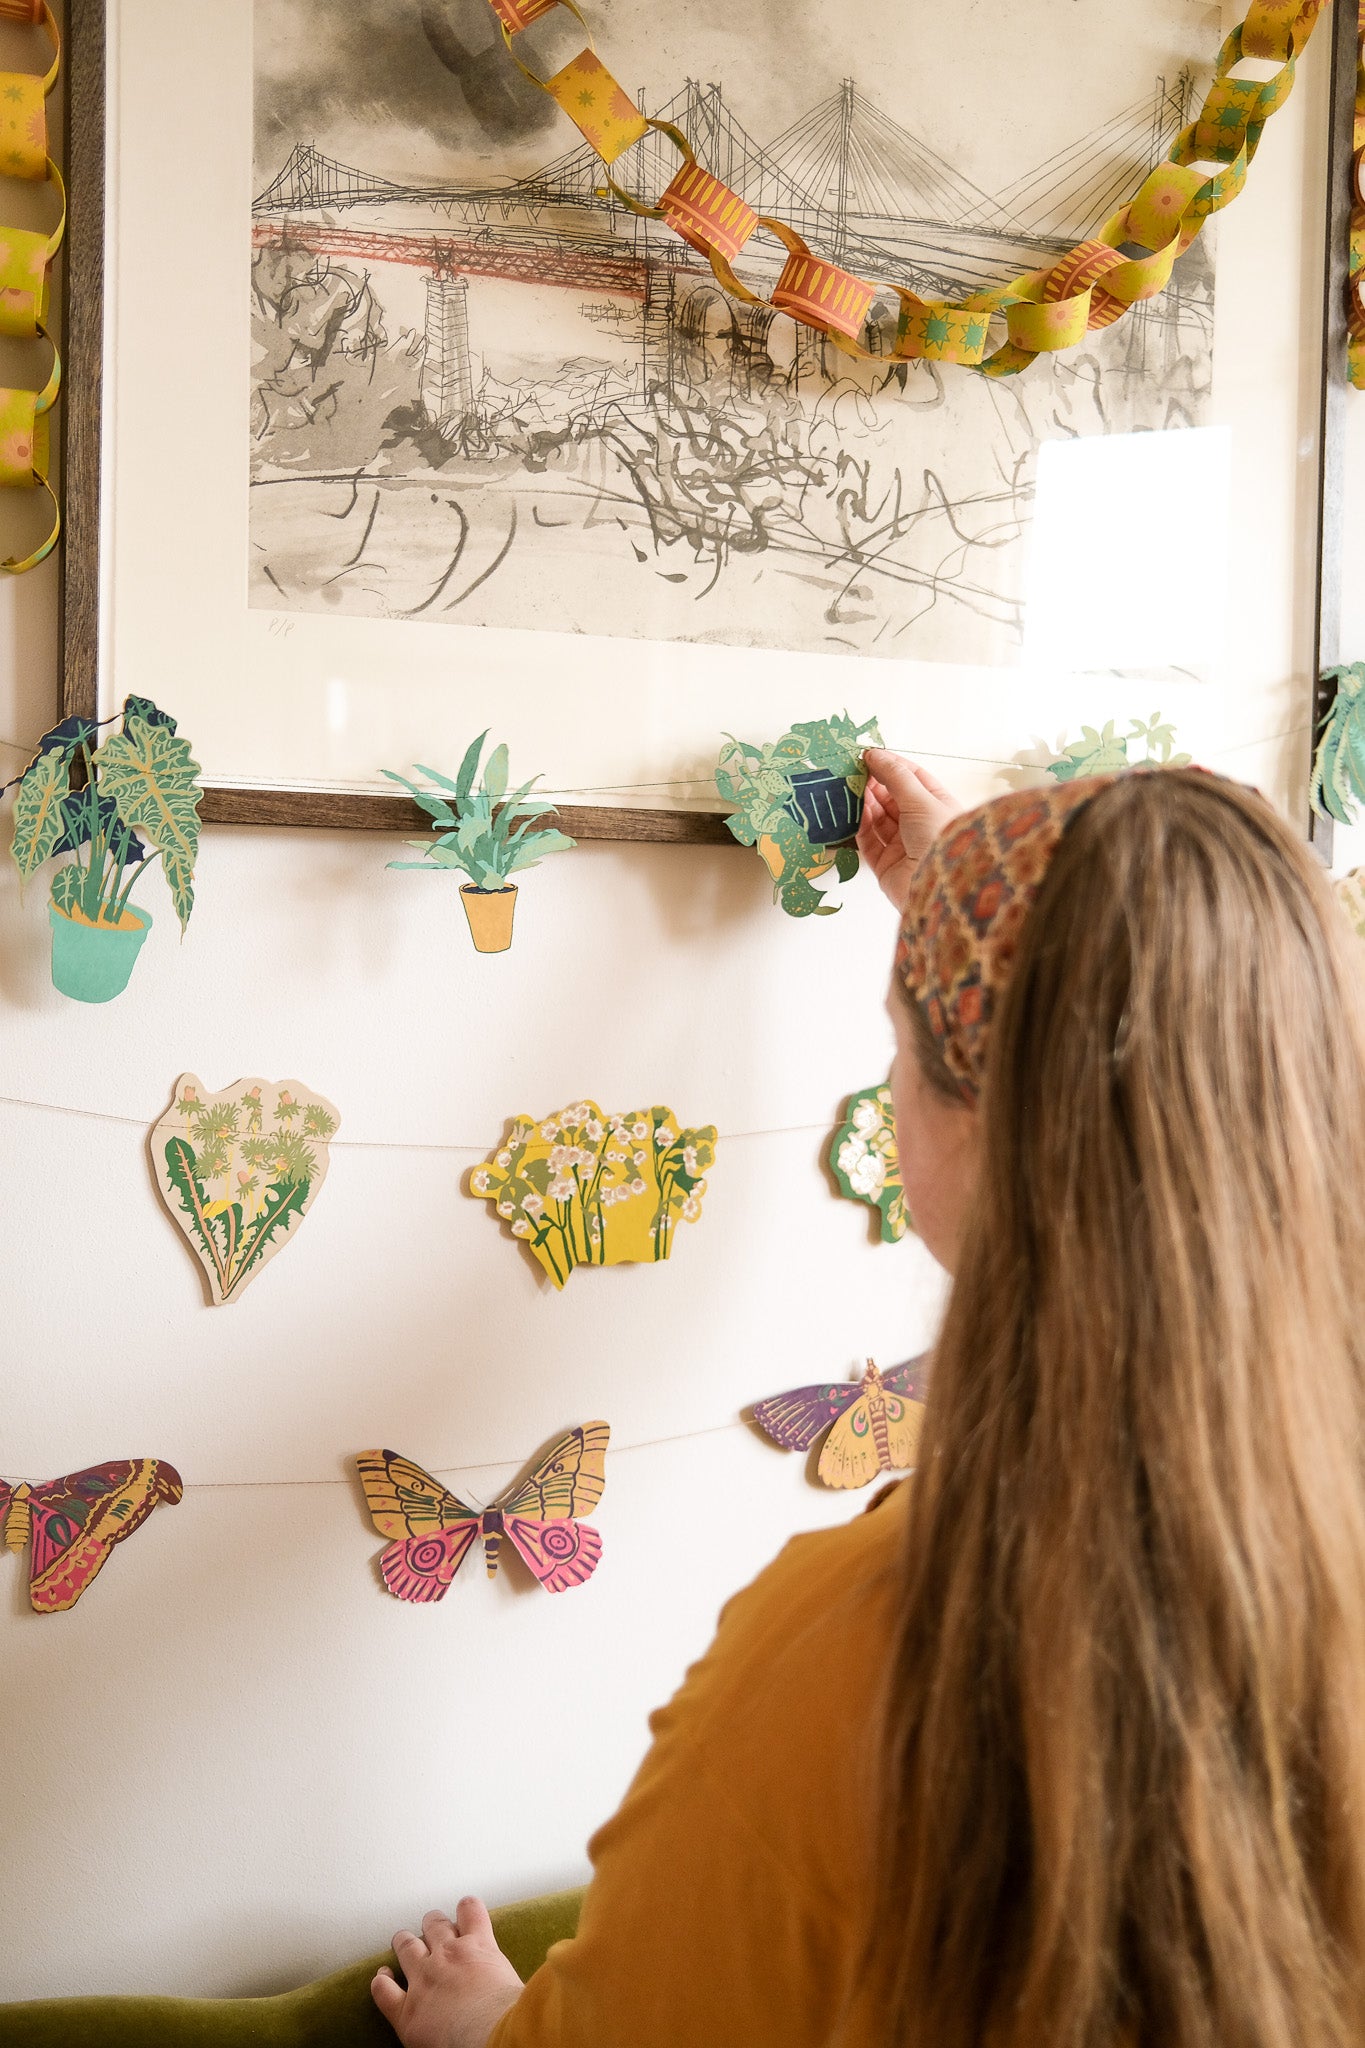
[752,1358,927,1490]
[357,1423,609,1600]
[0,1459,183,1612]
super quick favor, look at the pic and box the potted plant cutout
[716,712,881,917]
[1043,711,1190,783]
[384,732,576,954]
[8,695,202,1002]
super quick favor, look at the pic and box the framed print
[63,0,1348,840]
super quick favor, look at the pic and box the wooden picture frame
[58,0,1356,850]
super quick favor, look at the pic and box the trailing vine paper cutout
[830,1083,907,1244]
[357,1425,609,1598]
[752,1358,927,1490]
[1042,713,1190,783]
[1,1460,182,1612]
[485,0,1324,377]
[470,1100,715,1288]
[716,713,879,918]
[151,1075,340,1306]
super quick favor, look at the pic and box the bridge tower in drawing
[421,275,475,432]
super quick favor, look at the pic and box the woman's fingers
[392,1928,427,1961]
[423,1908,456,1948]
[371,1965,405,2020]
[454,1895,495,1944]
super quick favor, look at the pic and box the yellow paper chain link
[0,0,62,570]
[486,0,1325,376]
[1349,0,1365,387]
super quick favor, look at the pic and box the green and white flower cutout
[829,1083,908,1244]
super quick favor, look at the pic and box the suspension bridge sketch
[251,0,1216,666]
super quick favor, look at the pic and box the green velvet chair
[0,1889,584,2047]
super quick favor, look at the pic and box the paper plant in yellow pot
[384,733,575,953]
[470,1100,717,1289]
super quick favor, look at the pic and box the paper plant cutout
[470,1100,716,1289]
[1043,712,1189,783]
[357,1425,610,1599]
[384,731,576,955]
[1,1460,183,1613]
[716,712,881,917]
[151,1074,340,1307]
[752,1357,927,1490]
[1312,664,1365,825]
[1334,867,1365,941]
[830,1083,908,1244]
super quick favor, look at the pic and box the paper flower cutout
[470,1099,716,1289]
[356,1425,609,1600]
[0,1461,182,1612]
[151,1074,340,1306]
[752,1358,927,1489]
[716,711,881,917]
[830,1082,908,1243]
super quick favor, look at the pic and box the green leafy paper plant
[1047,716,1186,786]
[1043,712,1191,783]
[830,1082,909,1244]
[384,731,576,953]
[716,711,881,917]
[1312,663,1365,825]
[9,695,202,929]
[151,1074,341,1307]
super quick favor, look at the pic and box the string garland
[488,0,1323,375]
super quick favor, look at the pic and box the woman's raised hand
[858,749,963,914]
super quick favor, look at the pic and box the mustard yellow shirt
[488,1484,905,2048]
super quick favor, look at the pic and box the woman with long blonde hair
[373,761,1365,2048]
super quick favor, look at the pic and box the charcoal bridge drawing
[251,0,1214,665]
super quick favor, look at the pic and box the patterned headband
[896,777,1118,1103]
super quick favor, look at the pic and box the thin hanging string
[0,1417,760,1496]
[0,1089,836,1151]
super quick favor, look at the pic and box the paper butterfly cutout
[1,1459,183,1612]
[357,1423,609,1600]
[751,1357,927,1490]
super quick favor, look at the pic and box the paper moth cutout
[715,713,880,917]
[752,1357,927,1490]
[1,1460,183,1613]
[470,1101,715,1289]
[830,1082,908,1244]
[357,1424,609,1598]
[151,1074,340,1306]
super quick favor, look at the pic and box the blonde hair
[875,770,1365,2048]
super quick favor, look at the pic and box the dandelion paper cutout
[151,1074,340,1306]
[830,1083,908,1243]
[470,1099,716,1289]
[752,1358,927,1490]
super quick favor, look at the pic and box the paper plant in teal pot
[8,696,203,1002]
[384,730,576,954]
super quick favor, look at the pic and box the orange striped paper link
[487,0,559,28]
[772,250,874,342]
[0,1,45,20]
[542,49,647,163]
[659,163,756,265]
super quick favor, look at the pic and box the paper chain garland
[0,0,62,569]
[1350,0,1365,386]
[487,0,1324,376]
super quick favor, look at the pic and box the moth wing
[506,1515,602,1594]
[815,1398,883,1491]
[752,1382,859,1453]
[881,1394,925,1472]
[879,1354,930,1403]
[26,1460,182,1614]
[379,1523,479,1604]
[357,1449,476,1539]
[499,1423,609,1522]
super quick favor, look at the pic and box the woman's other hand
[858,750,963,913]
[372,1898,524,2048]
